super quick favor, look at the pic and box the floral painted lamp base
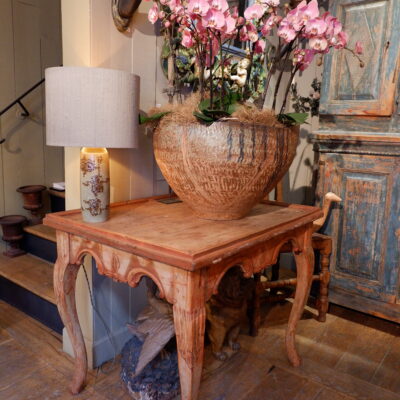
[80,147,110,223]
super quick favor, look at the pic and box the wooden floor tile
[334,325,396,382]
[314,388,355,400]
[1,299,400,400]
[0,340,47,391]
[200,350,275,399]
[0,365,95,400]
[245,366,316,400]
[371,338,400,394]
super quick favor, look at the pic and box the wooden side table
[44,197,322,400]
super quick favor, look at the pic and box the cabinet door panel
[337,172,387,281]
[320,153,399,303]
[319,0,400,116]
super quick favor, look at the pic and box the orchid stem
[280,66,299,115]
[272,41,294,112]
[209,36,213,110]
[219,35,223,108]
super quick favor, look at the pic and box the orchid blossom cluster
[147,0,363,119]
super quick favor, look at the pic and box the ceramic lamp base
[80,147,110,223]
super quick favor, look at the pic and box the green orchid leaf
[202,108,228,117]
[277,112,308,126]
[226,103,237,115]
[161,42,171,59]
[139,112,170,125]
[286,112,309,124]
[199,99,211,112]
[193,111,214,124]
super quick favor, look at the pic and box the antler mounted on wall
[112,0,142,32]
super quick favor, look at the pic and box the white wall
[0,0,64,232]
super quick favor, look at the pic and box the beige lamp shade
[45,66,139,148]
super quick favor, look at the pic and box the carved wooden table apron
[44,197,322,400]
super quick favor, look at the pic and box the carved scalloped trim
[208,235,304,298]
[127,267,166,300]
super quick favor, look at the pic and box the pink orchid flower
[244,4,265,21]
[210,0,229,12]
[332,30,348,49]
[287,0,319,31]
[355,41,363,55]
[231,6,239,18]
[246,22,259,42]
[169,0,184,13]
[304,18,327,37]
[188,0,210,16]
[277,20,297,42]
[302,0,319,20]
[254,39,266,54]
[309,36,328,52]
[261,23,271,37]
[260,14,281,36]
[224,15,237,35]
[181,29,194,48]
[203,9,226,29]
[148,3,159,24]
[323,13,342,38]
[237,16,245,25]
[239,25,249,41]
[293,49,315,71]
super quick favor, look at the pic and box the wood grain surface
[2,300,400,400]
[44,198,321,271]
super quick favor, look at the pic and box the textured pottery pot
[154,120,299,220]
[0,215,27,257]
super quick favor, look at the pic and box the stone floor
[0,298,399,400]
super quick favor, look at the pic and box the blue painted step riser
[22,233,57,263]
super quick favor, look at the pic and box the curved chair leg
[286,232,314,367]
[316,243,331,322]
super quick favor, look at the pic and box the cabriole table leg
[286,228,314,367]
[53,232,88,394]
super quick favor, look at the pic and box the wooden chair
[250,192,340,336]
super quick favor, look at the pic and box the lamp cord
[81,264,118,375]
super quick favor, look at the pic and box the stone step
[0,253,55,304]
[0,253,63,333]
[24,224,56,243]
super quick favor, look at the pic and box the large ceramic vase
[153,120,299,220]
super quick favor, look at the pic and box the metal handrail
[0,77,45,144]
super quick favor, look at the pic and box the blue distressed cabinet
[311,0,400,322]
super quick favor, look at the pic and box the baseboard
[330,287,400,323]
[92,326,132,368]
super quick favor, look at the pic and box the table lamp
[45,66,139,223]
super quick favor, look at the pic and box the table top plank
[44,198,322,270]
